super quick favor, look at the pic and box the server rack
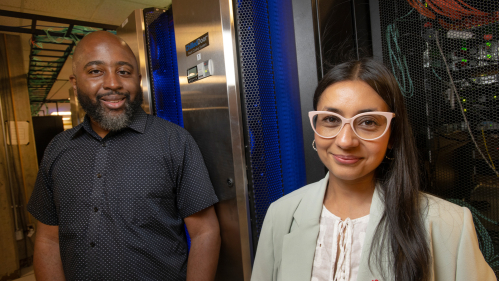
[369,0,499,274]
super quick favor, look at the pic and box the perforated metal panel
[378,0,499,273]
[144,8,190,248]
[236,0,306,244]
[144,8,184,127]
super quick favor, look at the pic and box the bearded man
[28,31,220,281]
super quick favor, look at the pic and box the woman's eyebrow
[323,107,342,114]
[322,107,378,115]
[356,108,377,114]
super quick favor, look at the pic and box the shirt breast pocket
[111,166,174,226]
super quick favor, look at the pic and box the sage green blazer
[251,174,496,281]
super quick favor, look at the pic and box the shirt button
[102,142,106,147]
[93,207,98,212]
[97,173,102,178]
[90,242,95,247]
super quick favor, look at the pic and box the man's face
[70,36,142,131]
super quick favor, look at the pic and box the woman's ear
[388,135,394,149]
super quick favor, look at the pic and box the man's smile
[100,95,126,109]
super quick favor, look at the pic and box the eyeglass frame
[308,111,396,141]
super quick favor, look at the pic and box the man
[28,31,221,281]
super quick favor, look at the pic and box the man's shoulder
[147,114,190,136]
[50,124,83,145]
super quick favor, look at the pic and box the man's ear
[69,74,77,94]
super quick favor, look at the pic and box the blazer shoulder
[271,181,323,212]
[421,193,468,250]
[422,193,465,224]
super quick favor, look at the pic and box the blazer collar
[279,174,328,281]
[280,173,388,281]
[292,174,329,227]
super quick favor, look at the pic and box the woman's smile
[332,154,363,165]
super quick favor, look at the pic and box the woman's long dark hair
[313,58,431,281]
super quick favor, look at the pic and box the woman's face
[315,80,392,184]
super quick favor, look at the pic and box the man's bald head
[72,31,137,75]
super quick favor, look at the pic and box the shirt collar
[71,108,148,139]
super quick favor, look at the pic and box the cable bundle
[407,0,497,30]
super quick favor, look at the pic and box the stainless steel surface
[172,0,252,279]
[68,87,85,126]
[292,0,325,183]
[116,10,153,114]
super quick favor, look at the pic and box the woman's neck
[323,173,375,220]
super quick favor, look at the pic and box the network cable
[434,31,499,177]
[386,9,415,98]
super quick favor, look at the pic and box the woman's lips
[332,154,362,164]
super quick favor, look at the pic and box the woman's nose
[335,124,359,148]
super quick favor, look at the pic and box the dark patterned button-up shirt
[28,109,218,280]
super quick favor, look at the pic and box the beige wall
[0,33,39,280]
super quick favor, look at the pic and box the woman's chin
[328,169,374,183]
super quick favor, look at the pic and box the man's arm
[184,205,221,281]
[33,221,65,281]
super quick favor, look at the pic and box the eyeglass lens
[312,113,388,139]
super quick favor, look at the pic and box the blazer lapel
[279,174,328,281]
[356,186,393,281]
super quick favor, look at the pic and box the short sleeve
[175,133,218,218]
[27,139,59,225]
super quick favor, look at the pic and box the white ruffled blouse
[311,206,370,281]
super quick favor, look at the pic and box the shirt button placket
[88,139,109,279]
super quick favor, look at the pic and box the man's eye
[89,69,102,74]
[118,70,131,75]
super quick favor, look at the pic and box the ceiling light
[62,117,70,121]
[50,111,71,116]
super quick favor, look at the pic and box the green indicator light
[425,2,427,7]
[461,47,467,51]
[463,99,466,102]
[464,109,467,112]
[494,96,497,99]
[462,59,468,62]
[486,42,492,47]
[487,54,492,59]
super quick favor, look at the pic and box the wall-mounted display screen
[187,66,198,83]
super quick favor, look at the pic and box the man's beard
[77,87,143,132]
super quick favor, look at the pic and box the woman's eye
[360,119,378,126]
[324,116,340,123]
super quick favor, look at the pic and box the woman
[251,59,495,281]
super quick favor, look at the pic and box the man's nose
[335,124,360,148]
[102,72,123,91]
